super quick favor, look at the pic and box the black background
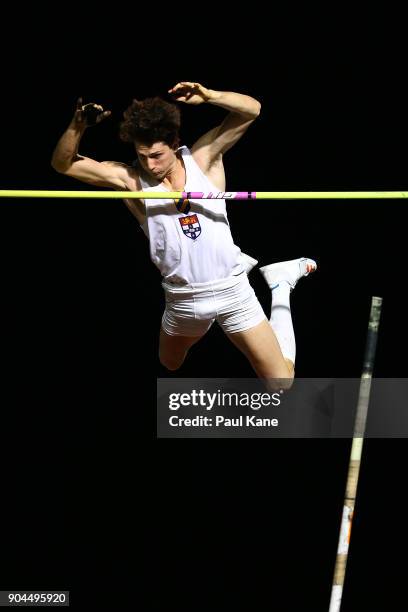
[1,7,407,611]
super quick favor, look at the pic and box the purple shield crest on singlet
[179,214,201,240]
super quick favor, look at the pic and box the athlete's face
[134,142,177,180]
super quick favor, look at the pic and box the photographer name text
[169,415,279,428]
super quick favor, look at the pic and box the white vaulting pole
[328,296,383,612]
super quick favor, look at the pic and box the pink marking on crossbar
[235,192,256,199]
[182,191,256,200]
[182,192,204,199]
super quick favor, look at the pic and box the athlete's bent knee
[263,370,294,393]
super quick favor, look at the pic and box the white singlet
[138,146,244,285]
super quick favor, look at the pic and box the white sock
[269,281,296,364]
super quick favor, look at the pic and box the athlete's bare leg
[226,257,317,390]
[159,327,204,371]
[225,319,294,390]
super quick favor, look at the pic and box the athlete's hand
[168,82,213,105]
[73,98,112,127]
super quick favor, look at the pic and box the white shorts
[161,272,267,337]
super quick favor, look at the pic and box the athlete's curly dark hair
[119,97,181,147]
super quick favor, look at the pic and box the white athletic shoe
[259,257,317,290]
[240,252,258,274]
